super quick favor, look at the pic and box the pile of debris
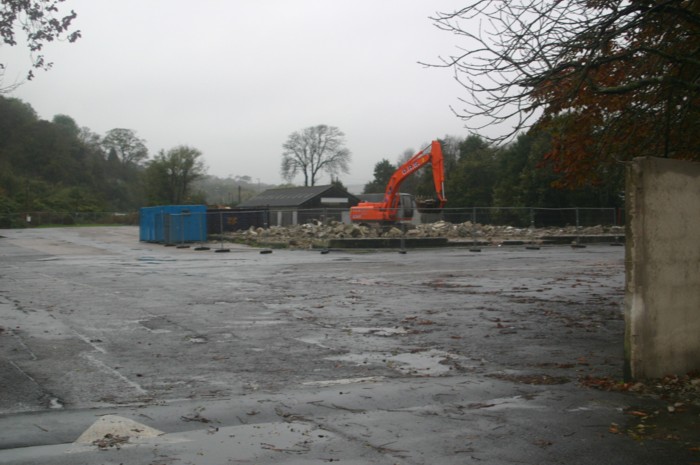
[223,220,625,249]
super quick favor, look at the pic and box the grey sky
[5,1,474,188]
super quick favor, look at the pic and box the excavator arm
[350,140,446,223]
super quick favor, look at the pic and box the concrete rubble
[224,220,625,249]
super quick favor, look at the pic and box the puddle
[348,327,410,336]
[348,279,379,285]
[471,395,543,411]
[145,328,171,334]
[296,336,332,348]
[48,397,64,409]
[165,421,335,462]
[137,256,177,263]
[327,349,464,376]
[302,376,385,387]
[140,317,181,333]
[225,319,285,326]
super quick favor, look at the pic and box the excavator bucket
[415,198,443,213]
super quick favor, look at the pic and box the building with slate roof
[238,185,360,226]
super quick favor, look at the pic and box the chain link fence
[219,207,623,230]
[441,207,623,229]
[1,206,624,235]
[0,211,139,229]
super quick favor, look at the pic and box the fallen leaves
[487,372,570,385]
[575,371,700,451]
[92,433,129,450]
[533,438,553,448]
[579,375,634,392]
[579,372,700,403]
[625,410,649,418]
[180,407,215,424]
[401,316,436,326]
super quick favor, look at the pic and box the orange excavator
[350,140,446,223]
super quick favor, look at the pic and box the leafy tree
[0,96,36,149]
[494,130,624,209]
[430,0,700,187]
[281,125,351,186]
[78,126,102,150]
[0,96,155,214]
[45,185,104,212]
[20,119,83,184]
[0,0,81,92]
[363,159,395,193]
[0,193,21,227]
[101,128,148,166]
[437,135,461,175]
[330,177,349,193]
[445,135,499,207]
[0,98,34,200]
[493,132,548,208]
[145,145,206,205]
[52,114,79,137]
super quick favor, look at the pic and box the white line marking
[81,353,147,395]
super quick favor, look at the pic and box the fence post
[164,214,175,246]
[215,210,230,253]
[470,207,481,252]
[572,207,586,248]
[194,211,210,251]
[176,213,190,249]
[576,208,580,229]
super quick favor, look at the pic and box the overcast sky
[5,1,476,188]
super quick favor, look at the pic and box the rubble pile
[223,220,625,249]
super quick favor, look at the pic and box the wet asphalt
[0,226,695,464]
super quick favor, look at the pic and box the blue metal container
[139,205,207,243]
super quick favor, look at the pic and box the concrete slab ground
[0,226,697,464]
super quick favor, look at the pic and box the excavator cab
[397,193,415,222]
[354,192,415,223]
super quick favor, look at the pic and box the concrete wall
[625,157,700,379]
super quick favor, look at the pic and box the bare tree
[0,0,81,92]
[428,1,700,184]
[281,125,351,186]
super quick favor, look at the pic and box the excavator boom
[350,140,446,223]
